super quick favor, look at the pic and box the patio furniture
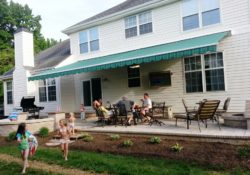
[116,104,131,126]
[174,100,220,131]
[95,108,108,126]
[182,99,197,114]
[216,97,231,119]
[147,102,166,126]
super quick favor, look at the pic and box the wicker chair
[182,99,197,114]
[216,97,231,119]
[175,100,220,131]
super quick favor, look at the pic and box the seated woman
[93,99,113,118]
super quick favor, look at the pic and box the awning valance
[29,31,230,81]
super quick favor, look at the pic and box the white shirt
[143,98,152,108]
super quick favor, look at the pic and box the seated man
[140,93,152,121]
[116,96,135,125]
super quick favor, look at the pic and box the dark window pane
[125,27,137,38]
[128,78,141,88]
[206,69,225,91]
[139,23,153,35]
[39,87,47,102]
[7,91,13,104]
[90,40,99,51]
[80,43,88,53]
[185,71,203,93]
[202,9,220,26]
[83,81,91,106]
[128,67,140,78]
[48,86,57,101]
[183,14,199,31]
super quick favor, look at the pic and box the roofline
[0,75,13,81]
[62,0,178,35]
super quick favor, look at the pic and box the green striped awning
[29,31,230,81]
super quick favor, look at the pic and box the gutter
[62,0,178,35]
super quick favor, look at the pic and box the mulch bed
[1,132,250,170]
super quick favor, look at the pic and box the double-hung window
[182,0,220,31]
[184,52,225,93]
[139,11,153,35]
[125,15,137,38]
[182,0,199,31]
[201,0,220,26]
[6,81,13,104]
[79,27,99,54]
[39,79,57,102]
[125,11,153,38]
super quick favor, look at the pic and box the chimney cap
[14,27,33,34]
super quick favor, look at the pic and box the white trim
[62,0,178,35]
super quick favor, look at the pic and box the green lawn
[0,160,60,175]
[0,146,249,175]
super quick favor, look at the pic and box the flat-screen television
[149,71,171,87]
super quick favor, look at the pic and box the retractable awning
[29,31,230,81]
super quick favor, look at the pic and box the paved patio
[74,118,250,143]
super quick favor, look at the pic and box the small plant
[149,136,161,144]
[237,145,250,159]
[123,139,133,147]
[170,143,183,153]
[110,134,120,141]
[39,127,49,138]
[81,132,90,138]
[6,131,16,142]
[83,135,94,142]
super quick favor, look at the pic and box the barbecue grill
[20,96,44,119]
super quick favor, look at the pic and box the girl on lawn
[16,123,31,174]
[58,119,71,161]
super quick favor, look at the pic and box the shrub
[83,135,94,142]
[6,131,16,142]
[237,146,250,159]
[81,132,90,138]
[170,143,183,153]
[123,139,133,147]
[149,136,161,144]
[39,127,49,138]
[110,134,120,141]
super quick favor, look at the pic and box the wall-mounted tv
[149,71,172,87]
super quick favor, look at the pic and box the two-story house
[1,0,250,116]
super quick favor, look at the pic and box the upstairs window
[6,81,13,104]
[182,0,220,31]
[182,0,199,31]
[201,0,220,26]
[79,27,99,54]
[127,65,141,88]
[125,15,137,38]
[39,79,57,102]
[125,11,153,38]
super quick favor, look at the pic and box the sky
[9,0,125,40]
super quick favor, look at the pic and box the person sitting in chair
[116,96,135,125]
[140,93,152,121]
[93,99,112,118]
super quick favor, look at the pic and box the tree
[0,0,59,103]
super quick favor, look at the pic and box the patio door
[82,78,102,107]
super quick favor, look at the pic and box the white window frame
[6,81,13,105]
[124,11,153,38]
[38,79,57,102]
[183,52,225,93]
[181,0,221,32]
[79,27,100,54]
